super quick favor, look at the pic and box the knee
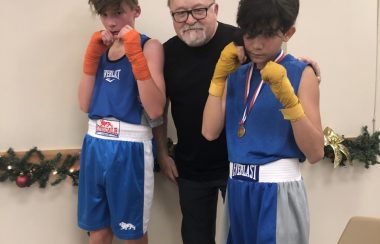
[90,228,113,243]
[124,233,148,244]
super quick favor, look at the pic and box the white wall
[0,0,379,244]
[289,0,378,135]
[292,1,380,243]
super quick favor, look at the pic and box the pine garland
[0,138,175,188]
[0,130,378,188]
[324,126,380,168]
[0,147,79,188]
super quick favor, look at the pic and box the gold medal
[237,125,246,138]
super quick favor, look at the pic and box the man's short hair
[167,0,216,8]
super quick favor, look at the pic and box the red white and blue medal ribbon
[237,50,286,138]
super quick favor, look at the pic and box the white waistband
[229,158,302,183]
[87,118,152,142]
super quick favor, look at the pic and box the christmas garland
[0,129,378,188]
[324,126,380,168]
[0,147,79,188]
[0,138,175,188]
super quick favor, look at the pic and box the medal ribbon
[239,50,286,128]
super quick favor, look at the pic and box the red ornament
[16,175,29,188]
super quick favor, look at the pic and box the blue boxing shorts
[226,158,309,244]
[78,118,154,240]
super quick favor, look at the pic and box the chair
[337,216,380,244]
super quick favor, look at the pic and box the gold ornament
[323,127,352,168]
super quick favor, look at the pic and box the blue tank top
[88,34,150,124]
[225,54,306,165]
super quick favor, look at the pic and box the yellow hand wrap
[209,42,241,97]
[261,61,305,121]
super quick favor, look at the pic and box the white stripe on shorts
[143,140,154,233]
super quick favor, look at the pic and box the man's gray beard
[179,27,209,47]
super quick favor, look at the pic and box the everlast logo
[104,69,121,82]
[231,163,259,181]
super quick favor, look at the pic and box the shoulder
[143,39,164,59]
[218,22,238,33]
[144,38,163,49]
[139,33,150,45]
[163,35,185,58]
[215,22,238,40]
[282,54,308,73]
[282,54,304,66]
[208,23,238,50]
[217,22,239,40]
[164,35,180,49]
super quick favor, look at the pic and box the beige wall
[0,0,379,244]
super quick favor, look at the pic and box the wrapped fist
[261,61,305,121]
[209,42,241,97]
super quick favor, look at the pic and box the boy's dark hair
[88,0,138,15]
[236,0,299,38]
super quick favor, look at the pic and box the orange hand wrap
[122,29,151,81]
[83,31,108,75]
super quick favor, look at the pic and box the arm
[119,27,165,120]
[208,42,242,96]
[78,31,108,113]
[153,101,179,183]
[202,85,227,141]
[138,39,166,119]
[78,74,95,113]
[202,42,241,140]
[261,63,324,163]
[291,66,324,163]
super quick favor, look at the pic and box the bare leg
[124,233,148,244]
[89,228,113,244]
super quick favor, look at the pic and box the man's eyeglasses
[171,3,215,23]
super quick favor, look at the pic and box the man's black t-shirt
[164,22,238,181]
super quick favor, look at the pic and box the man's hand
[298,56,321,83]
[158,155,178,184]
